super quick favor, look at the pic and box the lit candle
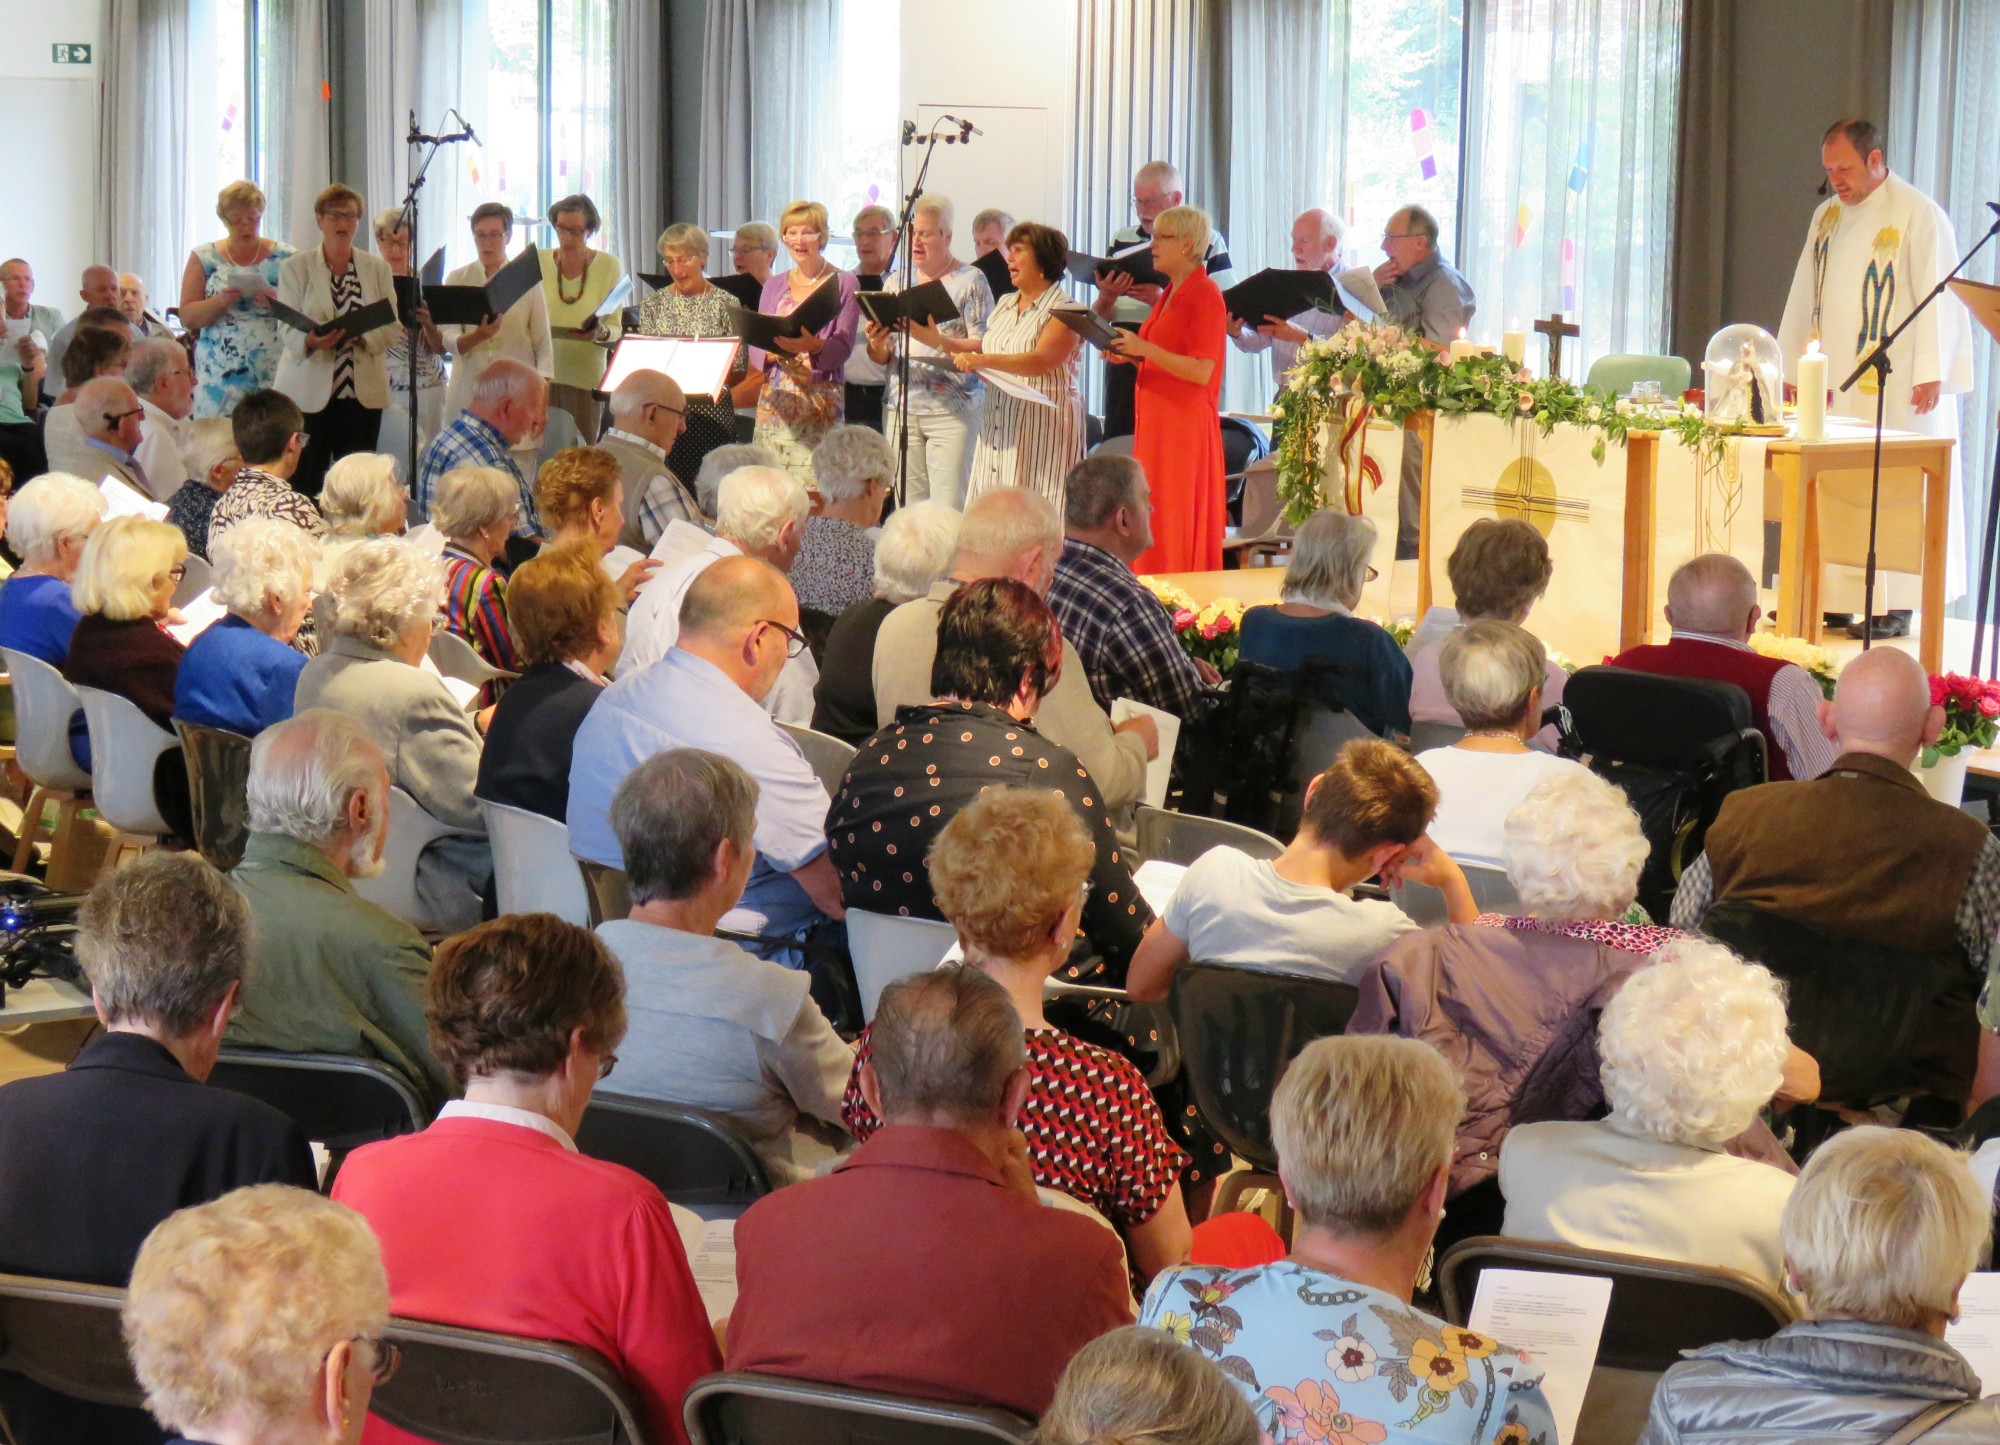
[1501,326,1527,366]
[1797,340,1827,442]
[1448,327,1475,363]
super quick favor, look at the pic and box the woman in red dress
[1109,204,1227,573]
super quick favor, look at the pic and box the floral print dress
[1139,1262,1557,1445]
[191,239,299,418]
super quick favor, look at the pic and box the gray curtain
[696,0,843,234]
[610,0,668,268]
[361,0,420,238]
[98,0,189,302]
[261,0,333,249]
[1666,0,1729,362]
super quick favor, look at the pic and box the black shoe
[1845,612,1912,639]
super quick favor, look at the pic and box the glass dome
[1702,324,1784,426]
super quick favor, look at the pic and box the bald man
[43,264,120,382]
[1609,553,1838,781]
[72,376,152,498]
[1228,208,1351,391]
[597,369,701,547]
[1671,646,2000,1104]
[116,272,173,340]
[569,555,846,967]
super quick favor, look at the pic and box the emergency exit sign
[52,44,92,64]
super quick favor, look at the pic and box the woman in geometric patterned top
[432,463,521,702]
[842,785,1193,1287]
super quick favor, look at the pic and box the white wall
[1,0,106,311]
[897,0,1073,236]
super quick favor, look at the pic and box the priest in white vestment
[1779,118,1973,598]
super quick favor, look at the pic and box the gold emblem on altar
[1463,458,1584,539]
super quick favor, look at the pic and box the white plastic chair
[776,721,857,798]
[350,786,471,932]
[845,908,961,1022]
[0,648,93,876]
[480,800,590,925]
[171,553,212,610]
[428,629,517,687]
[73,685,178,875]
[1390,862,1523,925]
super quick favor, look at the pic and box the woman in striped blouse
[432,463,521,699]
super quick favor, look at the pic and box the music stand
[1953,278,2000,674]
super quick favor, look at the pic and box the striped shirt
[440,545,519,676]
[328,260,360,400]
[962,285,1085,507]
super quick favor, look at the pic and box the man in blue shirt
[568,555,844,953]
[415,358,548,538]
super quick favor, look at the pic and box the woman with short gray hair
[1413,619,1588,867]
[296,537,490,931]
[792,424,892,615]
[0,471,106,667]
[1643,1125,1999,1442]
[638,221,759,482]
[1236,508,1412,736]
[598,747,855,1184]
[433,464,522,679]
[319,452,407,570]
[174,517,317,735]
[811,499,962,744]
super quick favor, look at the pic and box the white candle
[1501,329,1527,365]
[1797,341,1827,442]
[1448,328,1474,363]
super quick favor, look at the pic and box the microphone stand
[1838,203,2000,651]
[395,112,476,494]
[890,118,973,505]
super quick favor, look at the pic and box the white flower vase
[1919,750,1971,807]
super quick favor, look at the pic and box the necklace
[1462,729,1525,743]
[222,235,262,265]
[556,251,592,306]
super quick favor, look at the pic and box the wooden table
[0,974,93,1026]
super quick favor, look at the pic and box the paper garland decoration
[1410,108,1437,181]
[1514,203,1533,249]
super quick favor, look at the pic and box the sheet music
[1132,859,1188,916]
[166,589,227,645]
[1466,1268,1612,1445]
[1945,1271,2000,1398]
[417,653,481,711]
[978,366,1056,409]
[1334,266,1386,320]
[602,545,647,580]
[1111,697,1179,808]
[222,266,269,296]
[650,517,714,564]
[599,336,741,399]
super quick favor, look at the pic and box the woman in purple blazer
[750,199,860,479]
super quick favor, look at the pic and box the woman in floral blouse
[1139,1035,1556,1445]
[637,223,762,484]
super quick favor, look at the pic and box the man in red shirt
[726,965,1134,1417]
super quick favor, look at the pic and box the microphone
[1987,201,2000,219]
[958,118,980,142]
[901,120,918,147]
[450,109,479,145]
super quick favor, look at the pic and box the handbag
[1883,1400,1971,1444]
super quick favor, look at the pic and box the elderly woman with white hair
[1643,1125,1999,1441]
[1415,618,1588,867]
[1500,940,1800,1287]
[638,221,761,481]
[318,452,407,570]
[1483,765,1679,948]
[811,498,961,743]
[694,441,776,520]
[295,537,490,931]
[1138,1036,1557,1441]
[0,471,106,665]
[793,424,892,616]
[1236,509,1412,737]
[123,1184,395,1445]
[168,418,243,561]
[174,518,316,736]
[433,464,522,680]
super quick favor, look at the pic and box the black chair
[1560,666,1767,919]
[574,1093,772,1208]
[374,1317,650,1445]
[172,718,253,871]
[1437,1236,1795,1445]
[207,1049,429,1156]
[684,1370,1033,1445]
[1169,961,1359,1213]
[0,1272,160,1445]
[1182,659,1363,837]
[1701,900,1979,1110]
[1220,415,1271,524]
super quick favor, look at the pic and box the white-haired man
[597,369,700,547]
[115,272,174,341]
[1673,646,2000,1110]
[128,337,197,500]
[1610,552,1837,782]
[1091,159,1234,438]
[617,464,818,721]
[1228,207,1350,389]
[872,486,1155,812]
[225,709,451,1107]
[842,204,900,430]
[415,358,549,535]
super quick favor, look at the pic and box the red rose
[1931,677,1949,706]
[1980,696,2000,718]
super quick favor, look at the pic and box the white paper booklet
[99,477,169,522]
[165,588,227,645]
[670,1206,740,1323]
[978,366,1057,409]
[602,544,647,580]
[1132,858,1188,916]
[1465,1267,1613,1445]
[418,652,481,711]
[649,517,714,564]
[1334,266,1387,319]
[1946,1271,2000,1401]
[1111,696,1180,809]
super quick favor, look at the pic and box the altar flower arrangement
[1749,632,1840,699]
[1924,672,2000,764]
[1141,577,1254,672]
[1273,320,1755,525]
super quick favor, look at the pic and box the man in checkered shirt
[1047,453,1220,722]
[415,359,548,538]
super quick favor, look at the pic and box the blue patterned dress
[190,239,298,418]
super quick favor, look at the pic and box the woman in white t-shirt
[1126,738,1478,999]
[1415,618,1588,868]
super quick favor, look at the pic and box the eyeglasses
[554,221,591,237]
[323,211,362,223]
[758,618,810,659]
[1366,564,1380,582]
[597,1051,619,1080]
[852,227,895,241]
[337,1337,402,1387]
[103,407,145,427]
[1382,232,1419,245]
[643,402,685,424]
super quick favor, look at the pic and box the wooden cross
[1534,312,1581,378]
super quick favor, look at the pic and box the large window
[474,0,616,257]
[1334,0,1465,273]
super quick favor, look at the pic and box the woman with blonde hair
[174,518,317,737]
[123,1184,394,1445]
[1036,1327,1256,1445]
[318,452,408,569]
[635,221,761,480]
[62,514,190,732]
[751,200,861,477]
[179,179,298,416]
